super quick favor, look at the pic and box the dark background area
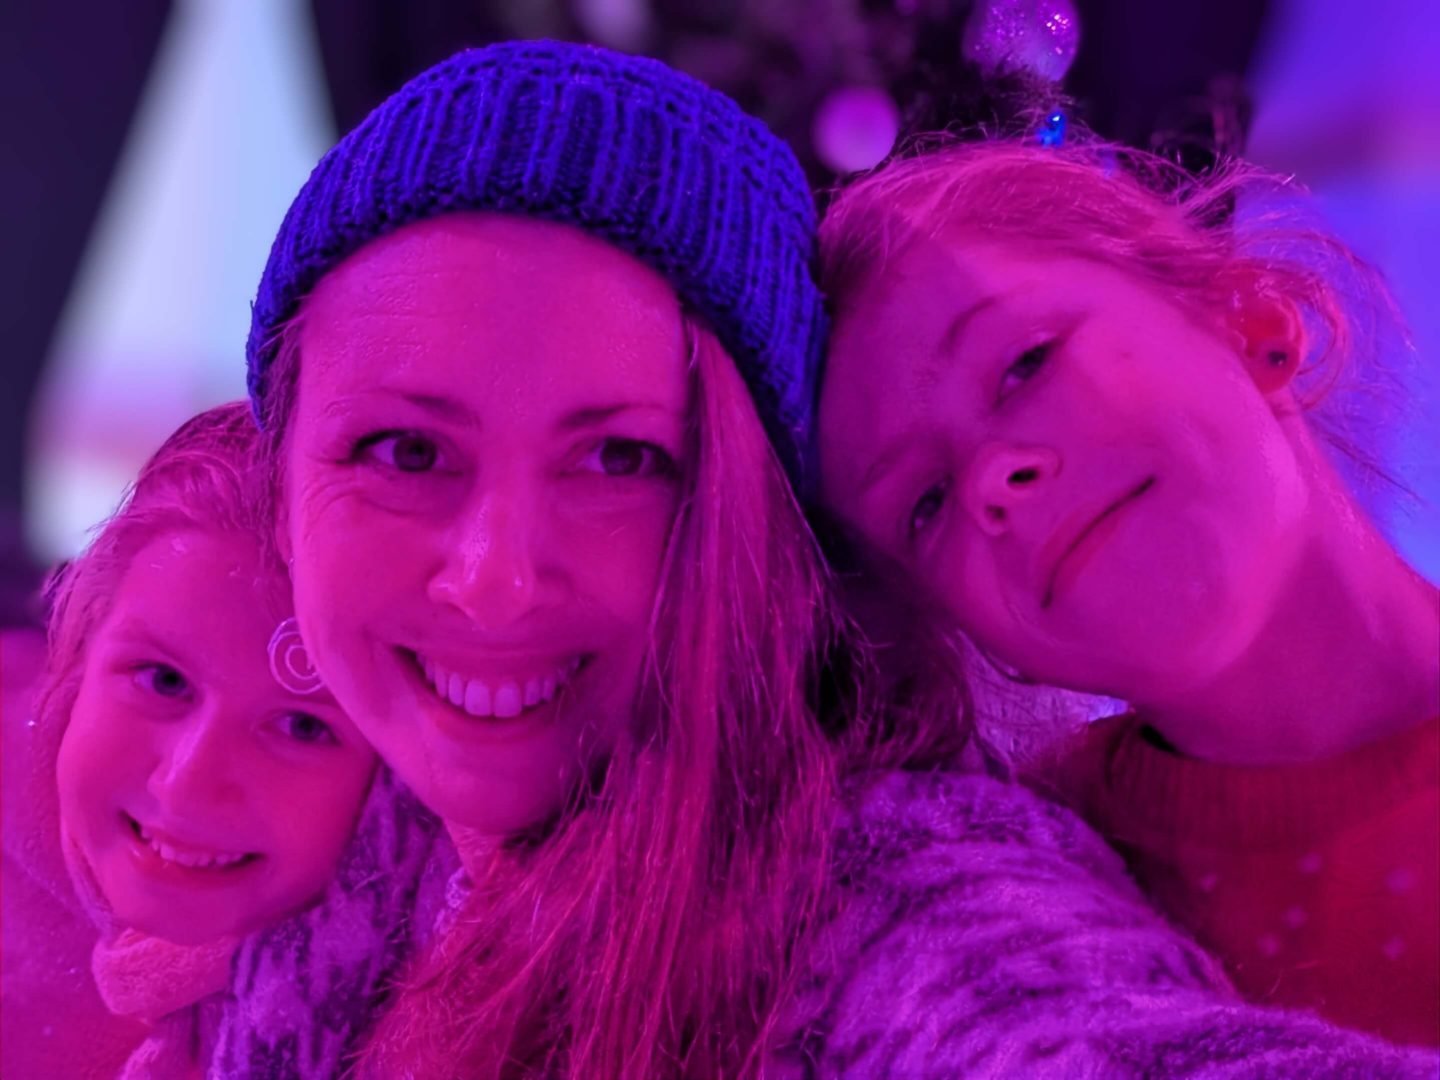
[10,0,1433,628]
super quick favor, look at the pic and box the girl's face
[56,529,376,946]
[282,213,688,834]
[819,234,1312,701]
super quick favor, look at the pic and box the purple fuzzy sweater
[768,769,1440,1076]
[215,769,1440,1078]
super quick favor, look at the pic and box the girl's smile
[56,529,376,946]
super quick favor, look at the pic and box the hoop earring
[268,617,324,695]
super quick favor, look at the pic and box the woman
[215,42,1437,1078]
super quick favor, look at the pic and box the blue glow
[1039,110,1067,148]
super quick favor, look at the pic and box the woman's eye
[358,432,441,473]
[908,481,949,540]
[274,712,337,746]
[998,341,1054,399]
[134,663,190,699]
[579,438,676,479]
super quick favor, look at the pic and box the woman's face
[56,529,376,946]
[283,214,689,833]
[819,234,1311,702]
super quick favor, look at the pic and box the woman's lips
[415,652,583,719]
[399,647,590,727]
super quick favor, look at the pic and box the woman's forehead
[305,213,682,319]
[294,216,690,398]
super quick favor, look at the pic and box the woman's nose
[427,489,541,628]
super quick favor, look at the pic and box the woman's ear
[275,521,294,571]
[1225,273,1306,397]
[271,482,294,570]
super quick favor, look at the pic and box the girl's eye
[998,341,1054,399]
[358,432,441,473]
[908,481,949,540]
[579,438,676,479]
[135,663,190,699]
[274,712,337,746]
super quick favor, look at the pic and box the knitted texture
[1040,712,1440,1047]
[212,769,1440,1079]
[212,769,445,1078]
[247,39,826,486]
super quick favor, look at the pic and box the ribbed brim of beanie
[247,39,826,486]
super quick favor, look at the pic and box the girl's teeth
[523,678,542,707]
[139,828,246,870]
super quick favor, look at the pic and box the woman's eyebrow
[553,402,681,433]
[321,388,480,427]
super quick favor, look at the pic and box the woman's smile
[395,644,594,743]
[416,651,585,720]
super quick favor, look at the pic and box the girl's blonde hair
[819,135,1411,496]
[35,403,270,746]
[255,308,960,1078]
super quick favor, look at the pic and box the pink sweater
[1038,712,1440,1046]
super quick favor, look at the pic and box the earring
[268,617,324,695]
[1248,339,1299,394]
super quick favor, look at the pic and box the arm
[775,770,1439,1078]
[210,768,448,1080]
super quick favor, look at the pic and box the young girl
[24,402,381,1075]
[814,133,1439,1046]
[208,41,1440,1079]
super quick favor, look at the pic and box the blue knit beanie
[247,39,826,486]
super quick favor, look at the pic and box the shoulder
[772,768,1440,1077]
[830,765,1139,887]
[770,768,1227,1076]
[213,770,445,1079]
[1020,711,1135,814]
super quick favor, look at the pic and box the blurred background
[2,0,1437,627]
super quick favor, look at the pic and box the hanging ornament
[1037,109,1067,147]
[812,85,901,175]
[573,0,652,52]
[961,0,1081,83]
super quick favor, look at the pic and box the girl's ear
[1224,271,1306,397]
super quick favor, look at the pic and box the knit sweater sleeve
[770,770,1440,1078]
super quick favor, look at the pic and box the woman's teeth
[136,824,249,870]
[417,656,581,719]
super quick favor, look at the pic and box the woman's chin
[415,763,574,836]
